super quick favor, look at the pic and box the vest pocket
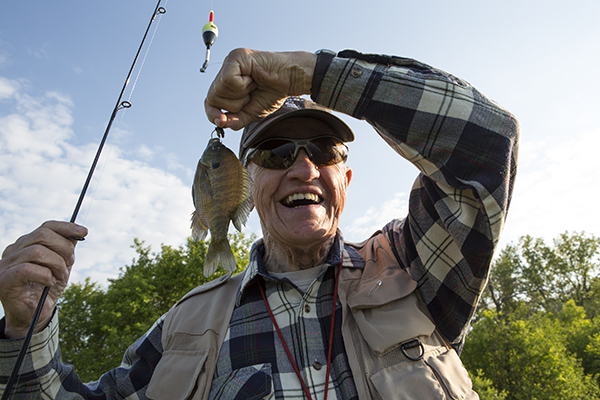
[369,347,475,400]
[350,292,436,356]
[209,363,274,400]
[147,349,209,399]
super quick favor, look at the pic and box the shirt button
[313,360,323,370]
[351,67,362,78]
[304,304,311,313]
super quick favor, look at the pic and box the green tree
[554,300,600,380]
[463,308,600,399]
[58,232,255,383]
[479,231,600,316]
[57,277,105,378]
[469,370,507,400]
[467,232,600,398]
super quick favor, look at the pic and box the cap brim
[240,109,354,160]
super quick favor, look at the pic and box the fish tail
[203,238,237,277]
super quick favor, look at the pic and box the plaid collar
[237,230,362,306]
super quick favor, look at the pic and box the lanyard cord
[257,258,343,400]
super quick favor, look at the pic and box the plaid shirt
[210,237,360,400]
[0,50,519,399]
[313,50,519,346]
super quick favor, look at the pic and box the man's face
[247,117,352,249]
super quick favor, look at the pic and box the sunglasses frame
[244,135,349,169]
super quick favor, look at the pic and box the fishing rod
[1,2,166,398]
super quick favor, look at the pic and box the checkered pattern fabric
[0,49,518,399]
[0,313,164,399]
[210,237,360,400]
[313,50,519,346]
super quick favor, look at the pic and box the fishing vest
[146,232,478,399]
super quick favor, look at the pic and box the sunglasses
[245,136,349,170]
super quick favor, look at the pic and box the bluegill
[191,138,253,276]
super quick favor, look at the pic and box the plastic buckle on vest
[401,339,425,361]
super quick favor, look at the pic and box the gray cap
[239,97,354,162]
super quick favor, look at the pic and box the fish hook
[212,126,225,139]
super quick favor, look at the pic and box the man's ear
[345,166,353,186]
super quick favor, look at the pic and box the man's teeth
[283,193,321,206]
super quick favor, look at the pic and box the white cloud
[0,77,193,294]
[343,191,409,240]
[136,144,155,161]
[499,128,600,248]
[0,77,19,99]
[27,46,49,60]
[164,152,186,171]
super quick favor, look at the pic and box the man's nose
[287,149,319,180]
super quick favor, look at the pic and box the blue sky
[1,0,600,316]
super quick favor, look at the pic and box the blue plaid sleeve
[0,313,164,399]
[312,50,520,346]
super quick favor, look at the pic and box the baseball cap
[239,97,355,161]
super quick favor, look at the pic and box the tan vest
[146,232,478,399]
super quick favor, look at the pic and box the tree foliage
[58,232,255,383]
[463,304,600,399]
[465,231,600,399]
[469,370,507,400]
[481,231,600,316]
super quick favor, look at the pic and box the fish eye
[212,145,219,151]
[212,161,220,169]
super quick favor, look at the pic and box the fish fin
[232,168,253,232]
[190,211,209,242]
[203,238,236,277]
[193,162,213,201]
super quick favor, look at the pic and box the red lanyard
[257,260,343,400]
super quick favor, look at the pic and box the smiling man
[0,48,519,399]
[242,107,354,273]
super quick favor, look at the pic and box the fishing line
[127,0,168,103]
[81,2,167,226]
[1,2,167,398]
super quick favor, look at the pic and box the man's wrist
[3,321,26,340]
[310,49,336,101]
[0,318,26,340]
[286,51,317,96]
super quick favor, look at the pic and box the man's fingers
[212,73,256,102]
[0,221,85,337]
[2,244,70,284]
[1,261,57,291]
[7,221,87,263]
[39,221,88,242]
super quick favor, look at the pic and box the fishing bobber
[200,11,218,72]
[202,11,218,48]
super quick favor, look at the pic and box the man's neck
[262,234,335,273]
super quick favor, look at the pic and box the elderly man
[0,48,519,399]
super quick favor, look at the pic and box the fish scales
[191,138,252,277]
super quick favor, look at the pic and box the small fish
[191,137,253,277]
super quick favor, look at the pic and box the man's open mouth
[282,193,323,208]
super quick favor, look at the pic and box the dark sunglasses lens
[309,137,347,166]
[250,137,348,169]
[251,140,295,169]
